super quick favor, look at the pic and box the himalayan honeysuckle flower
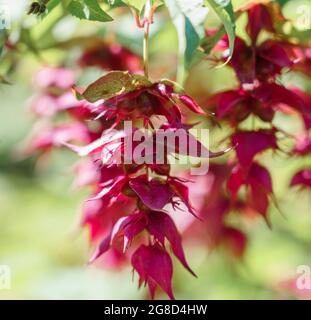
[23,0,311,299]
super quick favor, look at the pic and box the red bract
[293,134,311,156]
[290,169,311,189]
[64,70,224,299]
[34,67,75,90]
[76,71,206,128]
[179,164,248,258]
[245,3,275,44]
[129,177,174,211]
[208,83,310,126]
[23,0,311,299]
[22,122,92,155]
[291,47,311,77]
[79,42,142,72]
[82,195,136,241]
[232,130,278,168]
[222,227,247,258]
[131,244,174,300]
[230,37,292,83]
[228,162,273,218]
[146,211,195,276]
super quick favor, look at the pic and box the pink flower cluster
[195,1,311,254]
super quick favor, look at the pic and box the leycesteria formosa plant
[9,0,310,299]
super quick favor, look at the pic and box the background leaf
[205,0,235,61]
[164,0,209,72]
[122,0,147,12]
[67,0,113,22]
[46,0,62,13]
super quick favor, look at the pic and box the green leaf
[0,30,5,57]
[276,0,291,6]
[201,26,225,55]
[82,71,152,102]
[164,0,209,69]
[46,0,62,12]
[205,0,235,61]
[103,0,126,8]
[67,0,113,22]
[122,0,147,12]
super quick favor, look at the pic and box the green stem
[143,0,152,78]
[143,21,150,78]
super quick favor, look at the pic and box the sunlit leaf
[205,0,235,61]
[81,71,151,102]
[164,0,209,69]
[67,0,113,22]
[122,0,147,12]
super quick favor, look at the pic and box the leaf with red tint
[147,211,195,276]
[290,169,311,189]
[131,244,175,300]
[232,130,277,168]
[129,176,174,210]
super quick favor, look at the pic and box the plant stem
[143,22,150,78]
[143,0,152,78]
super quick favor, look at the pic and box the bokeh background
[0,0,311,299]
